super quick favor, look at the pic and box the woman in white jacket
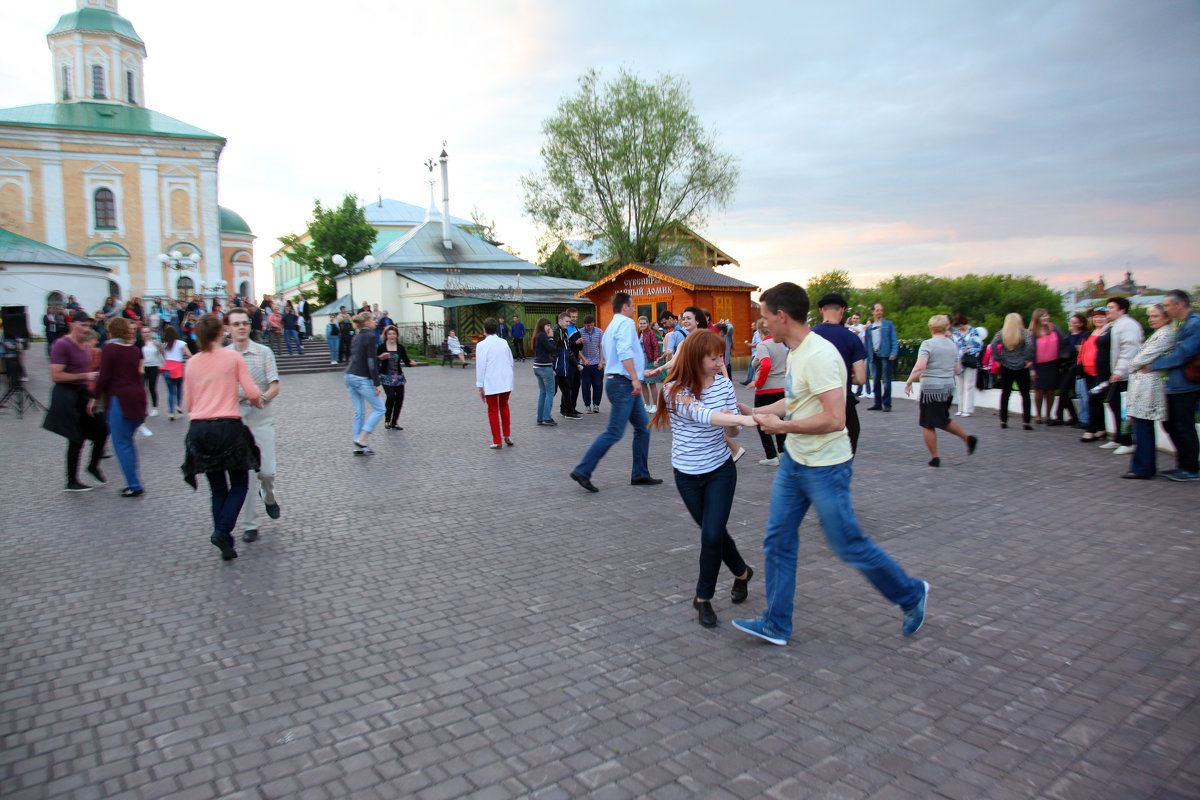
[1121,304,1174,479]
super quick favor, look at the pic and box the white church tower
[48,0,148,108]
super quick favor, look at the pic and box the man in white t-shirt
[732,282,928,646]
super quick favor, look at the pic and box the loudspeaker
[2,306,31,340]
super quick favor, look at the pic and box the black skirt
[919,396,953,430]
[1033,361,1060,391]
[181,418,260,489]
[42,383,90,443]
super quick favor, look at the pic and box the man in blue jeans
[733,282,928,646]
[864,302,899,411]
[570,292,662,492]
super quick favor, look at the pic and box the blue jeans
[327,334,339,362]
[534,366,555,421]
[761,453,922,639]
[574,376,651,480]
[1129,417,1157,476]
[581,364,604,407]
[165,376,183,414]
[345,374,385,440]
[674,458,746,600]
[284,329,302,354]
[744,358,756,384]
[870,357,893,406]
[207,470,248,539]
[107,397,143,491]
[1075,377,1089,425]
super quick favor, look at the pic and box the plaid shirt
[580,325,604,364]
[227,339,278,402]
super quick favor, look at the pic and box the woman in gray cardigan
[990,313,1036,429]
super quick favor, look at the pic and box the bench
[439,344,472,367]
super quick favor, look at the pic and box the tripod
[0,375,47,418]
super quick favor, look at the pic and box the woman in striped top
[650,329,758,629]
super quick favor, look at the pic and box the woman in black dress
[377,325,414,430]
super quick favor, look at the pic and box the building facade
[0,0,254,307]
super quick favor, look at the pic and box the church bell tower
[47,0,147,107]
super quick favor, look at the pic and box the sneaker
[649,405,657,413]
[732,446,746,463]
[242,529,259,543]
[1165,470,1200,482]
[954,411,963,416]
[902,581,930,635]
[731,617,788,646]
[757,457,779,466]
[65,481,93,492]
[1113,445,1135,456]
[564,413,583,420]
[1159,468,1183,480]
[543,419,558,427]
[138,425,153,437]
[1098,441,1120,449]
[331,360,338,365]
[149,409,158,417]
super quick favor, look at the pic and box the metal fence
[389,322,445,356]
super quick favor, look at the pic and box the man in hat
[812,293,867,453]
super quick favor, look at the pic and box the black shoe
[242,529,259,543]
[65,481,93,492]
[542,419,558,426]
[693,598,718,628]
[210,532,237,561]
[564,412,583,420]
[1046,420,1063,427]
[967,435,978,455]
[87,464,106,484]
[570,471,599,493]
[265,500,280,519]
[928,457,940,468]
[120,487,144,498]
[393,425,403,431]
[630,477,664,486]
[1023,423,1033,430]
[731,566,754,604]
[866,405,883,411]
[882,406,891,412]
[1001,422,1008,429]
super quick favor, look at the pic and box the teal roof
[0,102,223,141]
[0,226,110,271]
[219,206,253,235]
[49,8,143,45]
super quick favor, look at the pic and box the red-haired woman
[650,328,758,629]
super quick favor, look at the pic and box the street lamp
[159,250,201,301]
[332,253,376,311]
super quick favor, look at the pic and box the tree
[522,67,738,272]
[805,270,854,325]
[278,194,377,306]
[469,205,501,247]
[540,242,595,281]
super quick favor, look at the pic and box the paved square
[2,350,1197,799]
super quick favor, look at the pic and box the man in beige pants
[226,307,281,543]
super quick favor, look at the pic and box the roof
[396,270,591,293]
[219,206,253,235]
[49,7,143,45]
[417,297,494,309]
[0,226,111,271]
[363,198,474,228]
[576,263,757,296]
[0,102,223,141]
[562,224,738,268]
[312,294,353,316]
[368,220,535,272]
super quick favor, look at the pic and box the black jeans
[846,393,861,454]
[673,458,746,601]
[66,414,108,482]
[1107,380,1132,446]
[998,366,1032,424]
[556,374,576,414]
[1053,364,1080,423]
[207,470,249,540]
[1084,373,1106,435]
[383,384,406,427]
[754,390,786,459]
[144,366,159,408]
[513,339,525,360]
[1164,390,1200,473]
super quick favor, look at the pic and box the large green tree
[522,67,739,272]
[278,194,377,306]
[805,270,854,325]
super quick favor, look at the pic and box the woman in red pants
[474,317,515,449]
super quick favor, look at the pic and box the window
[47,291,64,308]
[126,71,136,105]
[61,67,71,101]
[93,188,116,228]
[91,65,106,99]
[108,280,121,300]
[238,281,250,299]
[176,277,194,302]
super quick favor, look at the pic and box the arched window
[94,188,116,228]
[61,66,72,101]
[91,65,106,99]
[108,280,121,300]
[126,71,136,105]
[176,277,194,301]
[238,280,250,299]
[47,291,64,308]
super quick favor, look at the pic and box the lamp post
[332,253,376,311]
[159,250,201,301]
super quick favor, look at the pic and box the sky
[3,0,1198,298]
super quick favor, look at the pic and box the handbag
[961,351,980,369]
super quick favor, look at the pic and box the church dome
[219,206,253,235]
[49,7,143,44]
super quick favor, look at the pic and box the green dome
[219,206,253,235]
[49,8,143,44]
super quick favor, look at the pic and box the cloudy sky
[3,0,1197,296]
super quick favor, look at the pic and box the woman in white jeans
[950,314,983,416]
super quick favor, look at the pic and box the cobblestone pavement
[2,349,1197,800]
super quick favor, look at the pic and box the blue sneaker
[902,581,930,635]
[731,616,788,646]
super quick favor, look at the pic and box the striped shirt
[580,325,603,364]
[666,374,738,475]
[227,339,279,403]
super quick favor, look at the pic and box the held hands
[250,395,265,409]
[722,410,758,428]
[754,412,785,434]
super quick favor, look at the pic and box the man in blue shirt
[812,293,867,453]
[510,316,526,361]
[864,302,899,411]
[570,293,661,492]
[1151,289,1200,480]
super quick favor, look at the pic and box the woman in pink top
[181,314,263,561]
[1029,308,1063,424]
